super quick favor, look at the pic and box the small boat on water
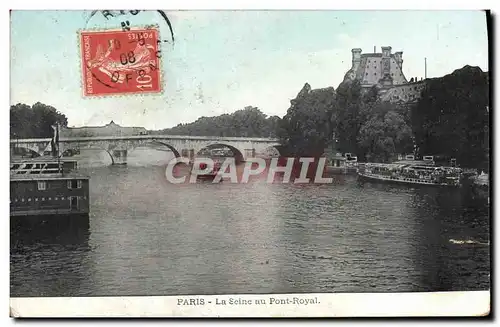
[474,171,489,188]
[189,158,223,182]
[467,171,490,201]
[358,160,463,187]
[326,153,359,175]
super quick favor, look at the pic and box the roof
[393,160,434,165]
[366,163,407,169]
[361,53,383,58]
[365,162,462,171]
[65,120,145,130]
[10,172,90,181]
[11,158,77,164]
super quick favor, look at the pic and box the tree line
[10,65,489,169]
[277,65,489,169]
[276,80,414,161]
[153,106,281,138]
[411,65,489,169]
[10,102,68,139]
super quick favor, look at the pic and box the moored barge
[358,160,463,187]
[10,159,90,217]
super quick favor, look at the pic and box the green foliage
[334,80,371,155]
[357,101,413,162]
[411,65,489,168]
[277,80,414,160]
[155,106,280,138]
[10,102,68,138]
[278,83,336,157]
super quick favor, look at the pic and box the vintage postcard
[9,9,491,318]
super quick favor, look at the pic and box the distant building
[342,46,427,104]
[60,121,148,138]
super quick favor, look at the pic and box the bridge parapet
[10,134,281,165]
[56,135,280,143]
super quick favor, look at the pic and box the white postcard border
[10,291,490,317]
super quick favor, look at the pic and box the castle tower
[380,46,393,86]
[342,46,408,88]
[394,51,403,69]
[351,48,362,72]
[381,46,392,75]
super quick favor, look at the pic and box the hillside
[150,106,281,138]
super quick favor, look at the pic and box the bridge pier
[181,149,195,160]
[112,149,128,165]
[244,148,256,159]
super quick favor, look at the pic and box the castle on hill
[342,46,427,103]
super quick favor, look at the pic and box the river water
[10,149,490,297]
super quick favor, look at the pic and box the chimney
[425,57,427,79]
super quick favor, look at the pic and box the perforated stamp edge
[77,24,166,100]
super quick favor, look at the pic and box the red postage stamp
[80,28,161,96]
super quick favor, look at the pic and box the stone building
[342,46,427,104]
[60,121,148,138]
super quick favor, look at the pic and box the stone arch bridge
[10,135,281,165]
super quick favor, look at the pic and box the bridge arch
[103,149,115,165]
[61,146,116,165]
[196,143,245,163]
[261,144,284,158]
[149,141,181,158]
[61,141,181,166]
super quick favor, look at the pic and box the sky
[10,10,489,130]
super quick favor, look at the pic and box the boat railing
[10,161,63,176]
[363,171,459,186]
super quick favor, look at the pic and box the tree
[156,106,280,138]
[278,83,336,157]
[333,80,375,156]
[357,101,413,162]
[10,102,68,138]
[411,65,489,168]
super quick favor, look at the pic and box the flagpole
[57,122,61,174]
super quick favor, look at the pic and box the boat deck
[359,172,460,187]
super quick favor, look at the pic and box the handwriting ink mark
[157,10,175,44]
[101,10,113,20]
[91,72,116,89]
[121,20,131,31]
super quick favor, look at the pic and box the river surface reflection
[10,149,490,296]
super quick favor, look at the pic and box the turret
[381,46,392,57]
[351,48,362,71]
[394,51,403,69]
[380,46,393,86]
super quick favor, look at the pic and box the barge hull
[358,173,460,188]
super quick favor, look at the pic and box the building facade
[342,46,427,104]
[60,121,148,138]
